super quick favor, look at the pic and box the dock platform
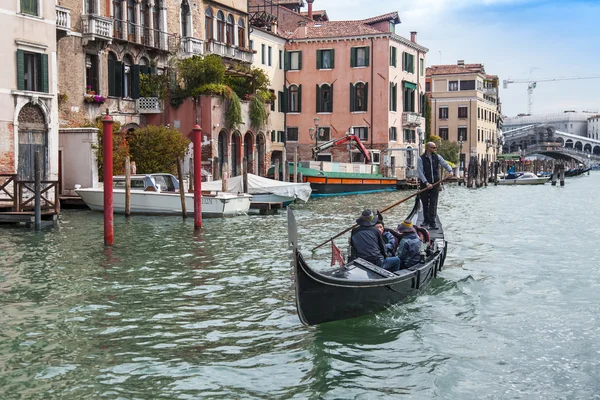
[249,202,284,215]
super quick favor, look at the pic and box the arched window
[181,0,191,37]
[352,82,367,112]
[288,85,300,113]
[216,11,225,42]
[317,83,332,113]
[237,18,245,48]
[205,8,213,40]
[123,55,133,98]
[127,0,136,39]
[113,0,122,38]
[226,14,234,45]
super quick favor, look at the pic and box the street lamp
[308,117,321,161]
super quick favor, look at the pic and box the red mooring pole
[102,112,114,246]
[192,124,203,229]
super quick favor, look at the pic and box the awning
[403,81,417,90]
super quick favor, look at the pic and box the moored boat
[75,174,251,217]
[287,197,447,326]
[497,172,550,185]
[201,173,312,206]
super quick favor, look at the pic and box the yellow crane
[503,75,600,114]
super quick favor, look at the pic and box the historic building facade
[1,0,59,181]
[426,61,502,172]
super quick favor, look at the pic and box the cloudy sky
[312,0,600,117]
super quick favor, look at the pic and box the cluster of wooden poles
[458,157,572,188]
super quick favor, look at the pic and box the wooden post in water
[177,156,187,218]
[189,158,194,192]
[243,157,248,194]
[192,124,202,230]
[274,159,280,181]
[559,164,565,186]
[34,151,41,231]
[293,147,298,183]
[282,147,288,182]
[221,162,228,193]
[551,163,558,186]
[483,159,488,186]
[213,157,219,180]
[124,156,131,217]
[102,112,114,246]
[494,161,498,185]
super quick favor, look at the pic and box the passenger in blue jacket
[396,220,422,269]
[350,209,401,271]
[375,220,396,257]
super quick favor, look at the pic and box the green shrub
[127,125,190,174]
[249,95,268,128]
[225,92,243,130]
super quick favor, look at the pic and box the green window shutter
[41,53,48,93]
[298,51,302,70]
[297,84,302,113]
[402,52,406,71]
[389,82,393,110]
[393,47,397,67]
[282,87,288,112]
[364,82,369,111]
[278,91,284,112]
[131,65,140,99]
[365,47,370,67]
[411,55,415,73]
[350,48,356,67]
[115,61,123,98]
[316,50,322,69]
[349,82,355,112]
[16,50,25,90]
[330,49,335,69]
[316,84,320,112]
[284,51,290,71]
[394,84,398,111]
[330,83,334,112]
[108,57,115,96]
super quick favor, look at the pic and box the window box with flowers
[85,85,106,104]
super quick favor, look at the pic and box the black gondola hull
[294,248,445,326]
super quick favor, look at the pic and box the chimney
[307,0,314,20]
[457,59,465,66]
[410,31,417,43]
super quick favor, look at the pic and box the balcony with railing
[204,41,253,63]
[402,112,425,127]
[82,14,113,44]
[181,37,204,56]
[483,87,498,97]
[56,6,71,34]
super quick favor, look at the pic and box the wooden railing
[0,174,17,210]
[15,180,60,214]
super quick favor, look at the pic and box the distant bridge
[502,125,600,163]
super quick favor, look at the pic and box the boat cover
[202,173,312,202]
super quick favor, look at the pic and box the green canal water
[1,173,600,399]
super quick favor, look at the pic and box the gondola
[287,197,447,326]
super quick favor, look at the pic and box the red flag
[331,240,345,268]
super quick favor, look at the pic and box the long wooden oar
[311,177,451,251]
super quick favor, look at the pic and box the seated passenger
[350,209,401,272]
[396,220,422,269]
[375,220,396,257]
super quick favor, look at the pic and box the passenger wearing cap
[396,220,422,269]
[349,209,401,271]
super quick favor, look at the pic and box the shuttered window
[350,82,368,112]
[316,83,333,113]
[316,49,334,69]
[403,52,414,73]
[351,47,369,67]
[285,51,302,71]
[16,50,48,93]
[390,46,397,67]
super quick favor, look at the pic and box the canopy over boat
[202,173,312,202]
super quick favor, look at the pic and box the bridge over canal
[502,125,600,164]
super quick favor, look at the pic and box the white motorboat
[75,174,251,217]
[497,172,550,185]
[201,173,312,206]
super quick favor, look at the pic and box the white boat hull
[75,189,251,217]
[497,177,549,185]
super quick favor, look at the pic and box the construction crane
[503,75,600,115]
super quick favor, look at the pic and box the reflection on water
[2,173,600,398]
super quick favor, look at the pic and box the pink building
[277,8,428,178]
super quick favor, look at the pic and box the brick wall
[0,122,15,173]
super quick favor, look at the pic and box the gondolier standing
[417,142,454,229]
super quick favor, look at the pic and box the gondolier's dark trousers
[420,183,440,224]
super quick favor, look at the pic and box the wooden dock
[249,202,284,215]
[0,174,60,226]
